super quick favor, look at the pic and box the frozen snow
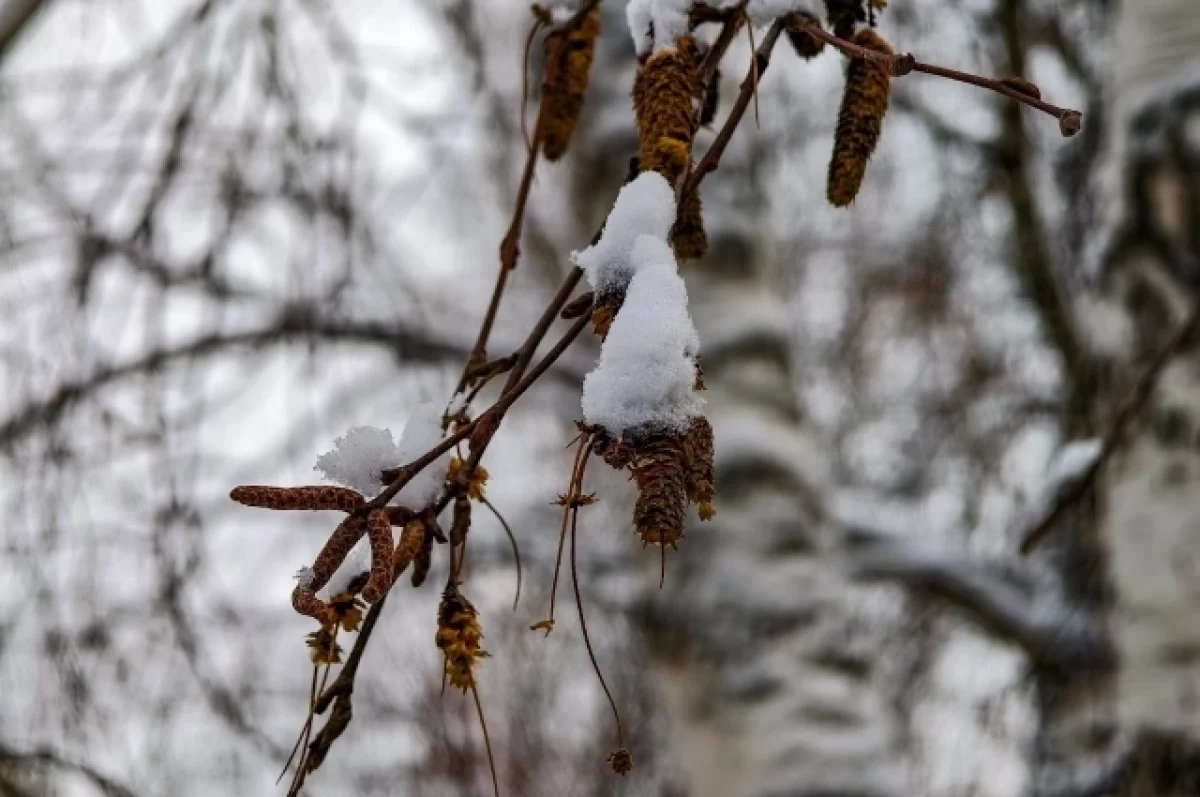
[1044,438,1102,496]
[294,566,316,589]
[323,536,370,598]
[314,425,401,497]
[581,235,703,436]
[572,171,677,295]
[446,389,471,416]
[391,403,450,509]
[627,0,820,53]
[313,402,448,507]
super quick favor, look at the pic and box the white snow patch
[392,402,451,509]
[1044,438,1102,496]
[572,172,676,295]
[581,235,703,436]
[323,536,370,598]
[313,402,448,507]
[314,425,400,497]
[446,389,471,417]
[294,566,316,590]
[627,0,821,52]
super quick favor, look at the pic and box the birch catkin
[827,28,893,208]
[632,36,701,184]
[539,8,601,161]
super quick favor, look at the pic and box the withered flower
[784,12,826,59]
[435,583,488,691]
[446,457,489,501]
[827,28,893,207]
[327,591,365,633]
[306,626,343,665]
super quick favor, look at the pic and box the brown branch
[685,18,786,196]
[1019,306,1200,554]
[0,0,49,64]
[801,20,1083,137]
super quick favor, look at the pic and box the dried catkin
[449,494,472,546]
[230,485,363,512]
[631,433,689,548]
[393,519,425,575]
[683,415,716,520]
[827,28,893,208]
[784,12,826,59]
[824,0,866,39]
[539,8,601,161]
[671,186,707,261]
[633,36,701,185]
[411,526,434,588]
[360,510,395,604]
[435,584,488,691]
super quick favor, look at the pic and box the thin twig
[548,432,592,627]
[569,451,625,748]
[685,19,786,197]
[801,20,1083,136]
[469,677,502,797]
[1019,307,1200,554]
[480,496,523,610]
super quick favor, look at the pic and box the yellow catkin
[539,9,601,161]
[435,584,488,691]
[630,433,689,548]
[633,36,701,185]
[671,186,707,261]
[827,28,893,208]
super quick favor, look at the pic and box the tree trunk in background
[638,139,905,796]
[1040,1,1200,794]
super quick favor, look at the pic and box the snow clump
[627,0,821,54]
[572,171,677,296]
[314,402,448,508]
[581,234,703,436]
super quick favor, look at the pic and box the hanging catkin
[632,36,701,185]
[539,8,601,160]
[827,28,893,208]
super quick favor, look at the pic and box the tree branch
[0,0,48,65]
[848,538,1114,673]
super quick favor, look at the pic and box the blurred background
[1,0,1199,795]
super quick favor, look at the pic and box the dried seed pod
[633,36,701,184]
[671,185,707,261]
[435,583,488,691]
[411,526,434,588]
[360,510,395,604]
[608,747,633,775]
[590,427,635,470]
[683,415,716,520]
[539,8,601,161]
[392,519,425,575]
[784,12,826,59]
[693,359,706,391]
[827,28,893,208]
[450,494,472,546]
[631,432,689,548]
[308,514,368,593]
[824,0,866,39]
[230,485,364,512]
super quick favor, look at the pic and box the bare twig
[800,20,1083,136]
[1019,306,1200,554]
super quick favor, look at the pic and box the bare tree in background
[4,2,1196,797]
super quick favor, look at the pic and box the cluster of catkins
[229,407,490,694]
